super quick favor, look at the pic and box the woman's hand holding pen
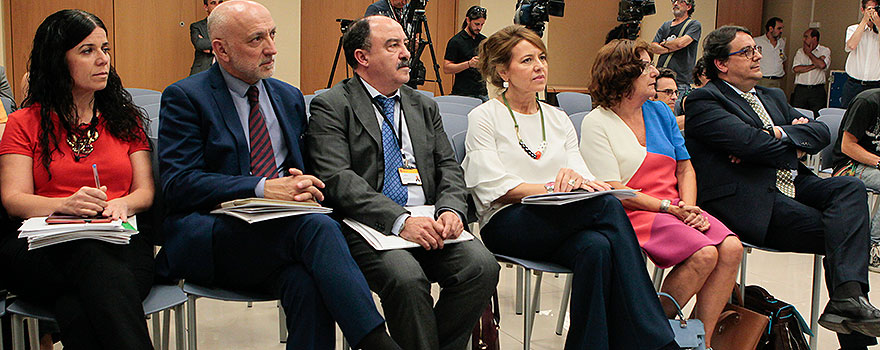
[264,168,325,202]
[60,186,108,217]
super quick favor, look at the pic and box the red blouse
[0,104,149,200]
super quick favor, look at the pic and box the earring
[502,81,509,88]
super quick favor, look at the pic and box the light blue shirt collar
[722,80,756,96]
[359,77,401,101]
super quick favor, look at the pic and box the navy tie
[375,95,408,206]
[246,86,277,178]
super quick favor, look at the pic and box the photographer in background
[650,0,701,115]
[842,0,880,108]
[443,6,488,101]
[790,28,830,116]
[365,0,408,27]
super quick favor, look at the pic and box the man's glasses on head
[467,6,487,17]
[728,45,762,59]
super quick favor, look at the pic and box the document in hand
[521,189,639,205]
[210,198,332,224]
[343,205,474,251]
[18,216,138,250]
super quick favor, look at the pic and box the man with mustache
[651,0,701,115]
[156,2,401,349]
[685,25,880,349]
[442,5,488,101]
[754,17,787,90]
[306,15,499,350]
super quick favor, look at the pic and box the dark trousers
[342,225,499,350]
[762,174,876,347]
[841,77,880,108]
[790,84,827,116]
[211,213,384,349]
[481,196,674,350]
[0,233,154,350]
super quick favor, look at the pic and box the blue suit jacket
[155,64,307,283]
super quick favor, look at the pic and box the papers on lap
[18,216,138,250]
[343,205,474,251]
[522,189,639,205]
[210,198,332,224]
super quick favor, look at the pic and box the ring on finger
[568,179,577,187]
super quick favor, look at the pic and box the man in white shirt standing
[754,17,786,89]
[791,28,830,116]
[842,0,880,108]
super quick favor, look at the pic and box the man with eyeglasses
[754,17,786,90]
[443,6,488,101]
[685,25,880,349]
[790,28,830,117]
[652,68,683,129]
[651,0,701,115]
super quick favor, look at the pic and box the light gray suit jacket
[306,76,467,235]
[189,19,212,76]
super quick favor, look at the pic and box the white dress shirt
[462,99,594,226]
[792,44,831,85]
[360,79,427,235]
[754,35,787,78]
[845,23,880,81]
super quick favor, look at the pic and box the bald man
[155,2,400,349]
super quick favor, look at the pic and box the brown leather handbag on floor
[472,292,500,350]
[712,286,770,350]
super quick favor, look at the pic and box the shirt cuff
[392,213,410,236]
[255,177,267,198]
[436,207,466,225]
[777,127,790,142]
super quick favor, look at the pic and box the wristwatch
[659,199,672,212]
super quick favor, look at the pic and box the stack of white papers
[522,189,639,205]
[343,205,474,251]
[18,216,138,250]
[210,198,332,224]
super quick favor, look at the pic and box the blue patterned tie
[375,95,408,206]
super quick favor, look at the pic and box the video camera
[616,0,655,40]
[514,0,565,38]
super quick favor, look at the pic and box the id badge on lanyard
[399,157,422,186]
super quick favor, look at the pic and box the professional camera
[616,0,655,40]
[336,18,354,34]
[514,0,565,37]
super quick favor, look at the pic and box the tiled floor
[50,245,880,349]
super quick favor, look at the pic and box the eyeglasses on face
[656,88,678,96]
[727,45,762,59]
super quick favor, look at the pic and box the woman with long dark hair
[0,9,154,349]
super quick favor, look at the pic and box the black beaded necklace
[502,92,546,159]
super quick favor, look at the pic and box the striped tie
[741,92,796,198]
[246,85,277,179]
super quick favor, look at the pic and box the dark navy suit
[155,64,383,349]
[685,79,875,347]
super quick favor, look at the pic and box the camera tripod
[404,7,444,94]
[326,19,353,89]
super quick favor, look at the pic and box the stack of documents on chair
[522,189,639,205]
[18,217,138,250]
[344,205,474,251]
[210,198,332,224]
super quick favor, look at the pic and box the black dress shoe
[819,296,880,336]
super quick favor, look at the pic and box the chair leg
[523,269,532,350]
[652,265,664,292]
[162,310,171,350]
[515,266,524,315]
[187,295,198,350]
[810,255,823,350]
[11,315,24,350]
[529,271,544,338]
[152,313,161,347]
[278,300,287,343]
[739,247,750,304]
[556,274,573,335]
[871,193,880,218]
[174,304,186,350]
[25,319,38,350]
[0,316,4,350]
[247,301,253,308]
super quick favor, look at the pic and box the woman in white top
[462,25,677,350]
